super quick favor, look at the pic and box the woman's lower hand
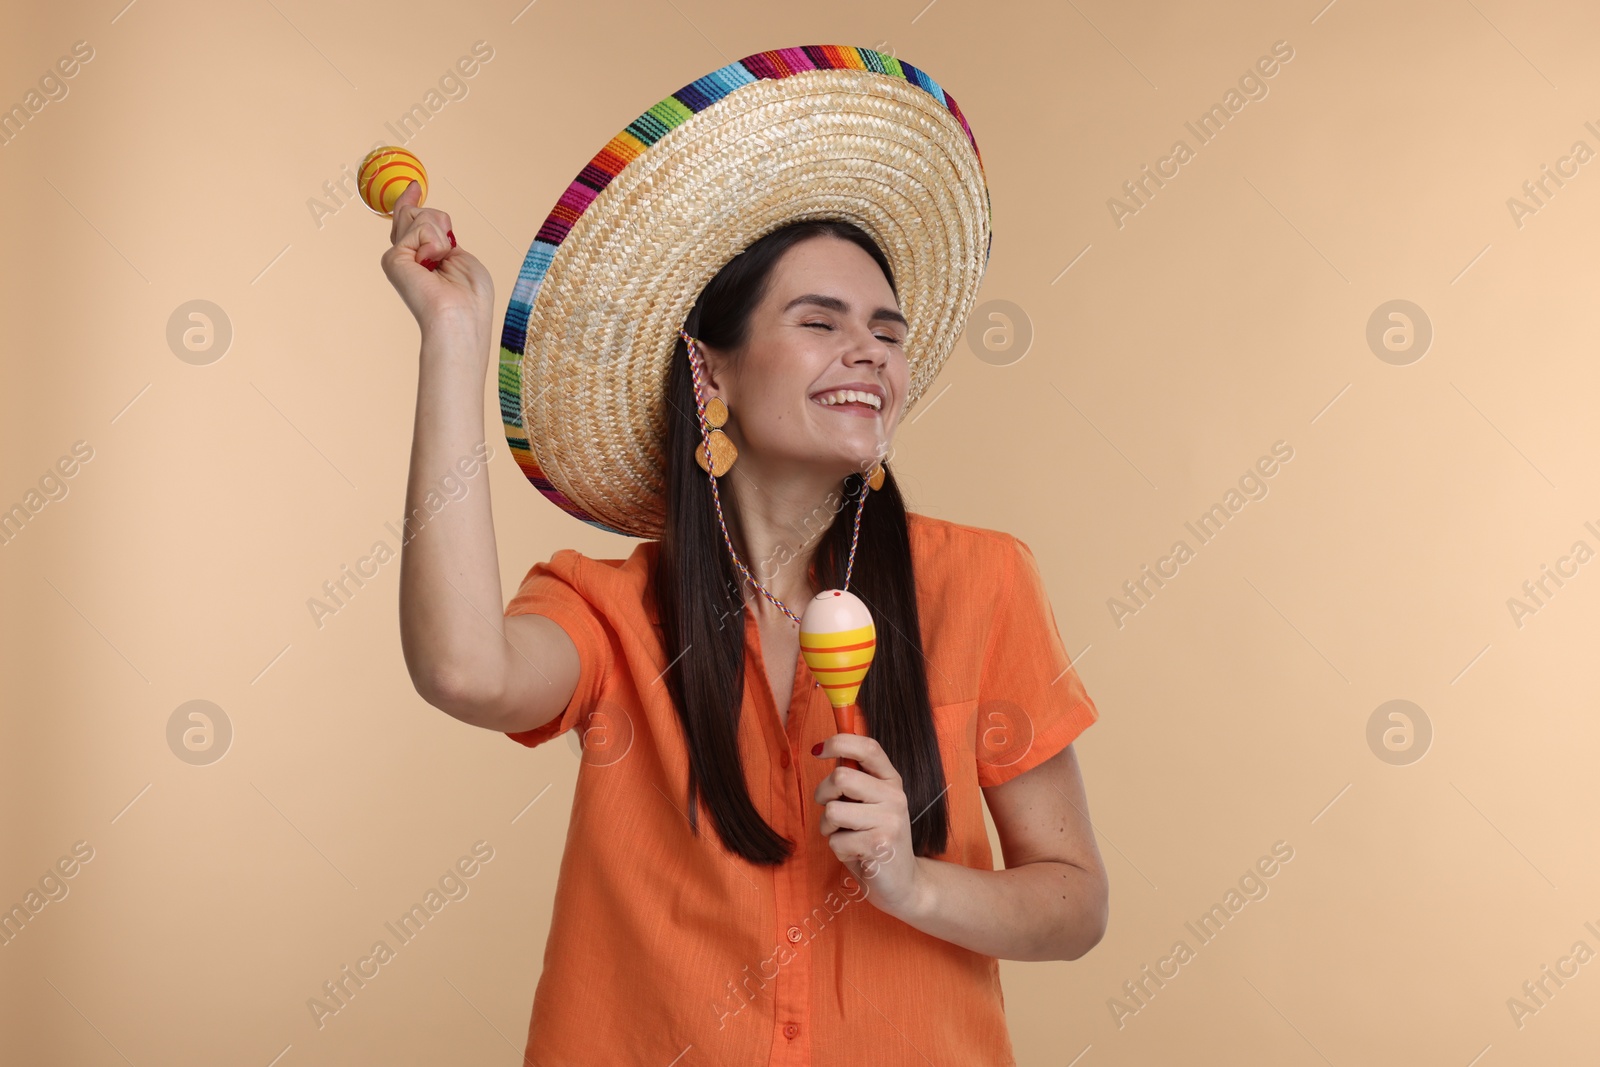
[380,181,494,340]
[813,734,928,922]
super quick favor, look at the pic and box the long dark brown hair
[653,220,950,866]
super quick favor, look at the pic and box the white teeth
[815,389,881,410]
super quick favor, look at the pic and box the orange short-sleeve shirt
[502,512,1099,1066]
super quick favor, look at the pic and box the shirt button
[779,750,791,769]
[786,925,802,943]
[783,1022,799,1040]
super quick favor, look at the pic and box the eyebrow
[782,293,908,329]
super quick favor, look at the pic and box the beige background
[3,0,1597,1063]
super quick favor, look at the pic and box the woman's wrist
[420,315,492,376]
[880,856,939,926]
[423,313,489,347]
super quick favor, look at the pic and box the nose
[845,326,891,367]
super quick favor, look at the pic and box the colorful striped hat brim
[500,45,992,538]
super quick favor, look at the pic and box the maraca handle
[833,702,862,771]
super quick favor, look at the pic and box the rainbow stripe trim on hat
[500,45,990,536]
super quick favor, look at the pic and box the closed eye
[803,321,903,345]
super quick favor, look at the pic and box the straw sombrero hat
[499,45,992,539]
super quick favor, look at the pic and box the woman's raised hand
[380,180,494,339]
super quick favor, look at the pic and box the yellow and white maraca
[357,146,427,217]
[800,590,876,765]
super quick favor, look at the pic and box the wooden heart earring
[694,394,738,477]
[680,330,738,477]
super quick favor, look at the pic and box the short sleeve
[501,550,613,750]
[974,536,1100,788]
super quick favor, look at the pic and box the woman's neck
[722,461,848,621]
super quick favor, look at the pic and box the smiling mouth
[811,388,883,412]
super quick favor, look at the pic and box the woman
[382,46,1106,1066]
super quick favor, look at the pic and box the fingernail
[420,258,439,271]
[811,742,823,756]
[447,229,457,247]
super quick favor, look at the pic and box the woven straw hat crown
[500,45,993,539]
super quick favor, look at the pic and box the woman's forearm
[893,856,1108,962]
[396,318,505,714]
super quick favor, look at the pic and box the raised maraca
[357,146,427,217]
[799,589,876,771]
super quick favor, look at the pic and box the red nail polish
[420,258,439,271]
[811,742,823,756]
[447,229,457,247]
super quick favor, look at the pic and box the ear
[694,340,735,402]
